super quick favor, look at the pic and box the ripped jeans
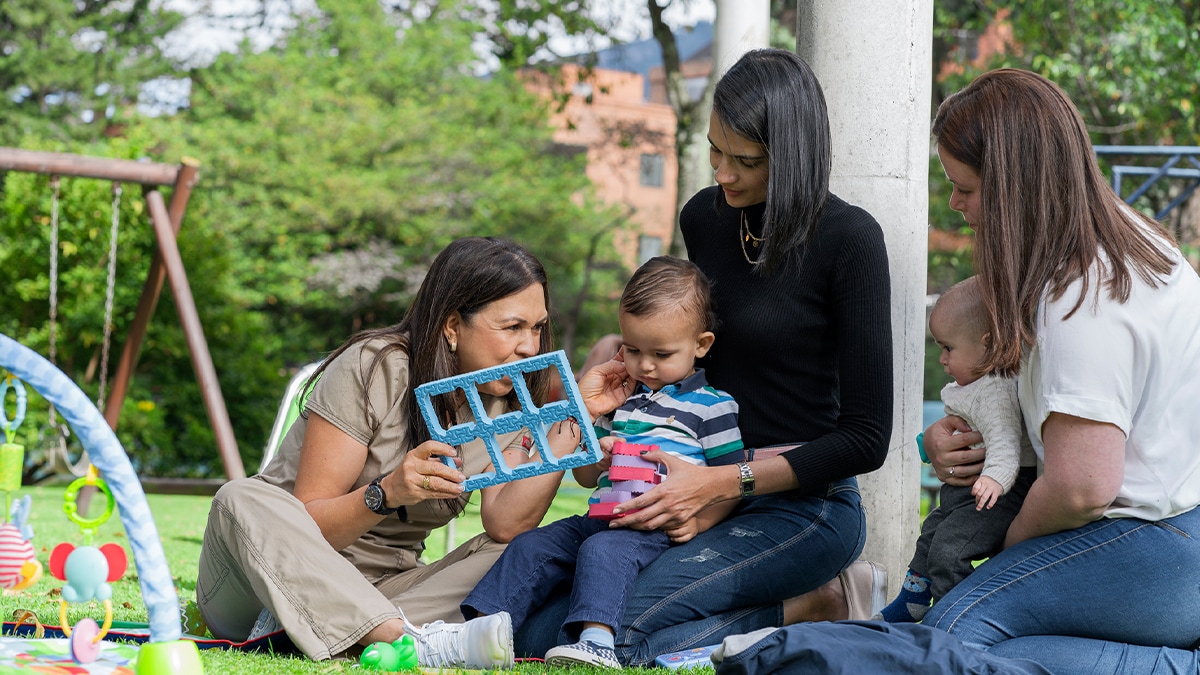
[512,478,866,666]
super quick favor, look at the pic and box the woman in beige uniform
[196,237,632,669]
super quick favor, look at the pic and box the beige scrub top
[257,337,527,582]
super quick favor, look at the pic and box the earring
[449,340,457,353]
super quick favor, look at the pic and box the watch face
[365,483,385,513]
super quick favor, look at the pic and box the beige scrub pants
[196,477,507,660]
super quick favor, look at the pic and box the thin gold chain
[739,210,764,265]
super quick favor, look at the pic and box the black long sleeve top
[681,186,894,495]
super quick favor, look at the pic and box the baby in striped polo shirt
[462,256,743,668]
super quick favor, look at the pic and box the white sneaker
[839,560,889,621]
[401,611,514,670]
[545,639,621,668]
[247,607,282,640]
[710,627,778,664]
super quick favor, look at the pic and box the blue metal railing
[1094,145,1200,220]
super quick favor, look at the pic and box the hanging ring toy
[0,374,27,444]
[50,466,128,663]
[0,375,27,508]
[62,466,117,540]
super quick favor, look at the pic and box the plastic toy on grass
[0,374,27,505]
[588,441,665,520]
[414,351,602,492]
[360,633,418,671]
[0,332,203,675]
[655,643,719,669]
[0,495,42,591]
[50,466,130,663]
[0,375,42,591]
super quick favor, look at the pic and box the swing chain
[96,182,121,410]
[47,176,60,427]
[42,175,77,477]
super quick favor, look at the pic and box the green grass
[0,484,686,674]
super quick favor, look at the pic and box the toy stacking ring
[63,469,116,536]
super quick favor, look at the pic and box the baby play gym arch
[0,147,246,486]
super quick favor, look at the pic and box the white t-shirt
[1018,232,1200,520]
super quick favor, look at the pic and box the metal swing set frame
[0,147,246,490]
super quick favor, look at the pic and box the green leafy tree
[154,0,624,372]
[0,127,280,478]
[469,0,611,67]
[2,0,627,478]
[0,0,184,144]
[930,0,1200,266]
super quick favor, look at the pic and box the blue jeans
[462,514,669,635]
[514,478,866,666]
[925,504,1200,673]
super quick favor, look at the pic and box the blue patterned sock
[878,570,933,623]
[580,624,619,648]
[579,626,615,649]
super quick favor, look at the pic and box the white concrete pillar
[713,0,770,76]
[796,1,933,593]
[677,0,773,230]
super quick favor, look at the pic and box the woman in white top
[921,68,1200,672]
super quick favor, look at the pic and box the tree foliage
[1,0,625,478]
[936,0,1199,147]
[930,1,1200,247]
[0,0,185,145]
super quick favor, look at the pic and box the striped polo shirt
[595,368,743,465]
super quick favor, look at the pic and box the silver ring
[948,467,955,477]
[422,475,431,490]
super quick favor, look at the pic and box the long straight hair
[933,69,1175,376]
[712,48,831,274]
[307,237,552,447]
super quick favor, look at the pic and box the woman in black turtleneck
[511,49,894,666]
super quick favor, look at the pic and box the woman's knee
[211,477,279,521]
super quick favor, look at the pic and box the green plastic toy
[360,634,418,671]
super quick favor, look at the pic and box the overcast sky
[160,0,716,66]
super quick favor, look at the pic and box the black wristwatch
[364,476,401,516]
[735,461,755,498]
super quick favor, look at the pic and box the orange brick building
[523,64,679,269]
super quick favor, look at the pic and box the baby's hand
[972,476,1004,510]
[596,436,616,471]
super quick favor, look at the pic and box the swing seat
[258,362,322,475]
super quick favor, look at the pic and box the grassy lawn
[0,482,683,674]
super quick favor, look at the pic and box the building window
[638,235,662,264]
[639,153,664,187]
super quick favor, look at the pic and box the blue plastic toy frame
[415,351,601,492]
[0,332,180,643]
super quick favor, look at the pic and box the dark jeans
[712,621,1053,675]
[514,478,866,666]
[462,514,669,635]
[925,503,1200,673]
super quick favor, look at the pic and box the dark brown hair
[620,256,717,334]
[307,237,552,447]
[933,69,1176,376]
[712,48,830,275]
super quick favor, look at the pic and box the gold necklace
[739,210,765,265]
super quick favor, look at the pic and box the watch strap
[736,461,755,498]
[366,475,400,516]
